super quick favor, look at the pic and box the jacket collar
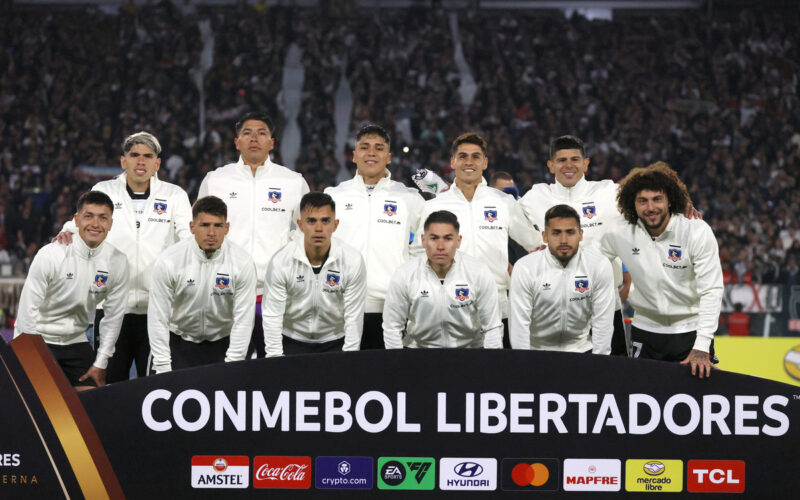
[552,176,589,199]
[190,238,227,261]
[292,238,341,267]
[72,233,105,260]
[236,156,274,178]
[353,169,391,191]
[115,171,161,191]
[450,177,488,201]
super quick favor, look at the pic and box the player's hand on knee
[79,366,107,387]
[680,349,718,379]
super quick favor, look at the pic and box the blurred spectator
[727,303,751,336]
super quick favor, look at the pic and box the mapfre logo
[687,460,745,493]
[253,456,311,489]
[563,459,621,492]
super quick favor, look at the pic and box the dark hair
[300,192,336,213]
[235,112,274,136]
[617,161,690,225]
[544,204,581,227]
[424,210,460,232]
[192,196,228,219]
[356,124,391,146]
[76,190,114,214]
[450,132,488,157]
[489,170,514,188]
[549,135,586,159]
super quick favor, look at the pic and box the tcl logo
[687,460,745,493]
[253,456,311,489]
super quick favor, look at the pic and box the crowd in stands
[0,1,798,285]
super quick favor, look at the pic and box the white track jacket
[520,177,626,299]
[262,239,367,356]
[382,253,502,349]
[598,215,723,353]
[509,246,615,354]
[325,171,425,313]
[416,181,542,317]
[61,173,192,313]
[14,236,129,369]
[198,157,310,293]
[147,238,257,373]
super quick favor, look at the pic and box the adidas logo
[229,192,237,199]
[66,273,74,279]
[420,290,429,297]
[114,202,123,209]
[345,203,354,210]
[632,248,640,255]
[186,279,196,285]
[542,282,551,290]
[296,275,305,282]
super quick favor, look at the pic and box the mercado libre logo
[501,458,559,491]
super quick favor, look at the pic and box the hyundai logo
[454,462,484,477]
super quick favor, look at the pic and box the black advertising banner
[74,349,800,498]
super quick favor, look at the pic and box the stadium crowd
[0,2,798,288]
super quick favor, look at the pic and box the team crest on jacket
[383,203,397,216]
[455,287,470,301]
[668,246,682,262]
[582,204,596,219]
[325,273,341,286]
[268,189,282,203]
[574,279,589,293]
[153,201,168,214]
[215,275,231,289]
[93,272,108,287]
[484,209,498,222]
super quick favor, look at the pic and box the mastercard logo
[511,462,550,487]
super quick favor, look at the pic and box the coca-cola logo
[253,456,312,489]
[255,463,308,481]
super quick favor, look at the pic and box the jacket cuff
[692,334,712,353]
[93,354,110,370]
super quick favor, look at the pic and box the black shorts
[165,334,230,373]
[283,336,345,355]
[46,342,97,387]
[630,326,717,363]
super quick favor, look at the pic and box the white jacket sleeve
[225,258,256,362]
[172,189,194,241]
[690,223,724,353]
[14,249,56,336]
[261,256,288,357]
[477,266,503,349]
[197,173,210,199]
[508,198,543,251]
[407,190,426,252]
[341,254,367,351]
[94,257,129,368]
[598,231,620,261]
[147,257,176,373]
[589,257,616,355]
[508,261,534,349]
[381,268,411,349]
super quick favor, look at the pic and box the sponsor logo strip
[191,456,249,489]
[439,457,497,491]
[377,457,435,490]
[687,460,745,493]
[563,458,621,492]
[315,456,372,490]
[253,456,311,489]
[625,459,683,492]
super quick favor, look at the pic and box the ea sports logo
[381,461,405,486]
[784,345,800,382]
[213,457,228,472]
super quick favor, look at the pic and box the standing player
[147,196,256,374]
[198,112,310,357]
[383,210,502,349]
[416,133,541,346]
[509,205,615,353]
[262,192,366,356]
[325,125,424,349]
[16,191,129,390]
[599,162,723,378]
[519,135,631,355]
[55,132,192,382]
